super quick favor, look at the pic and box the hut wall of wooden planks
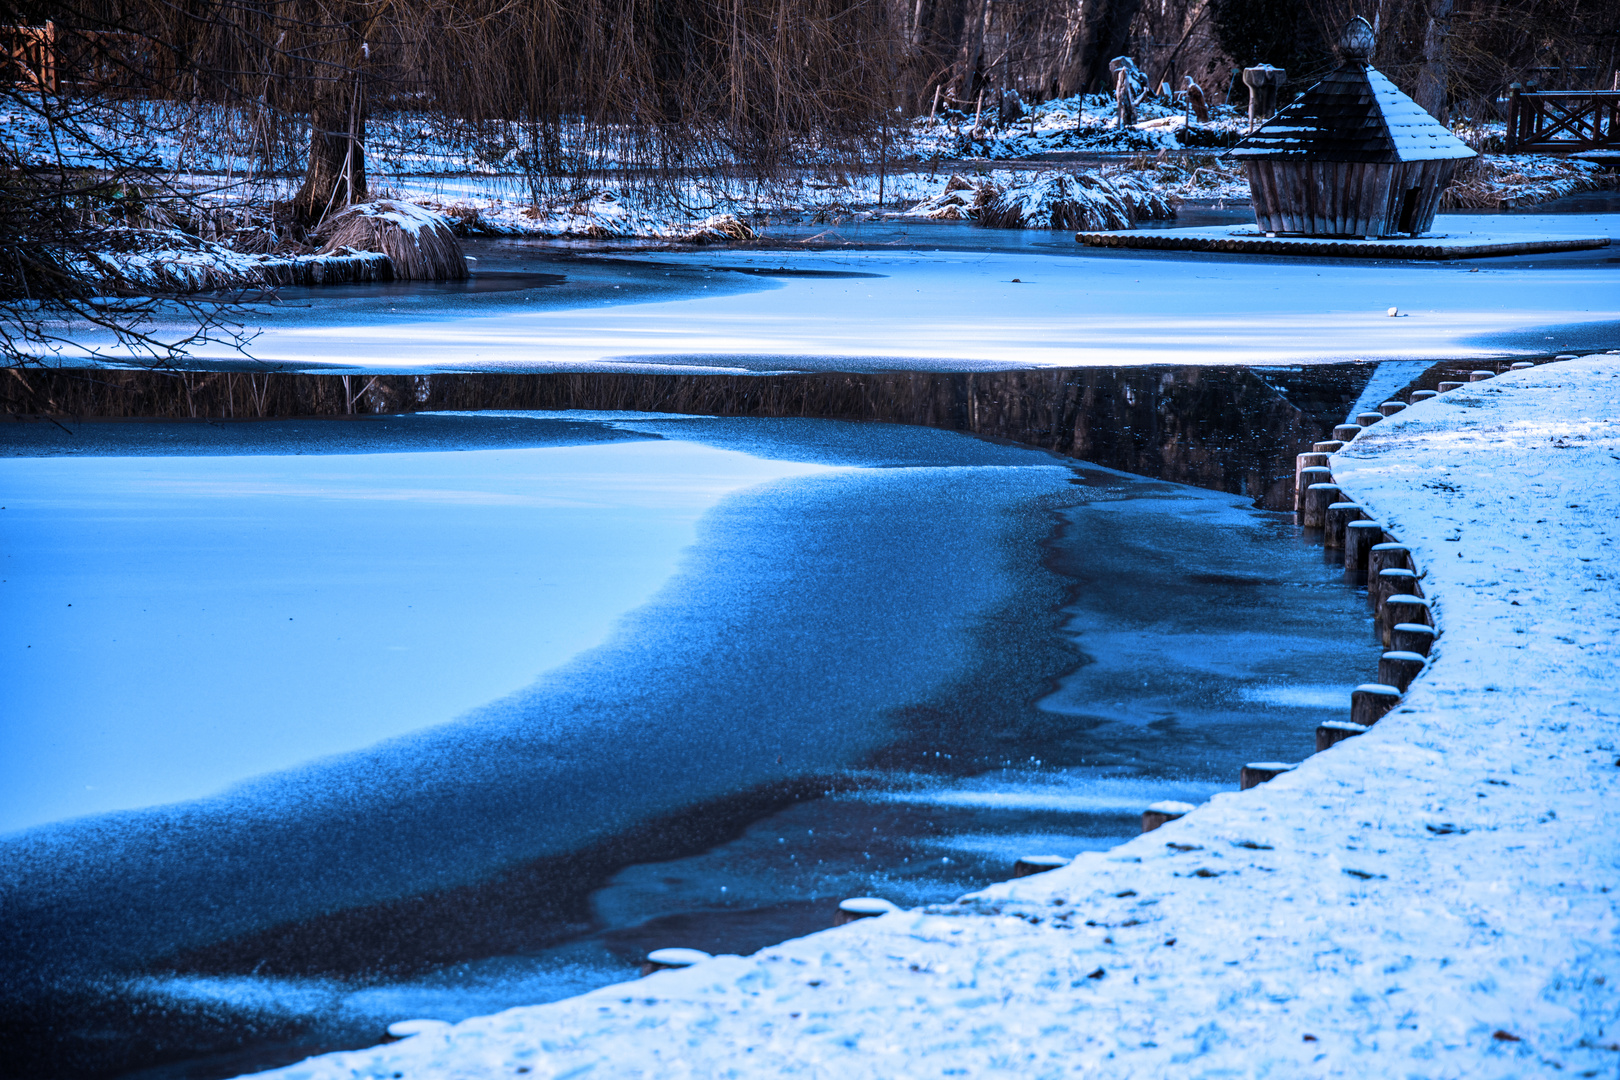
[1229,18,1474,239]
[1244,158,1462,237]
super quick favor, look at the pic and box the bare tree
[0,39,252,369]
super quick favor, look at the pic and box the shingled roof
[1230,62,1476,163]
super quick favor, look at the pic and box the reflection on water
[19,362,1376,511]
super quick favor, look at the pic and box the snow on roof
[1230,62,1475,163]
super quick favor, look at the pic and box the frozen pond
[0,413,1381,1078]
[42,210,1620,372]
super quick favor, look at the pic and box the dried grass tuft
[977,172,1177,231]
[677,214,757,243]
[314,200,469,281]
[1441,155,1614,210]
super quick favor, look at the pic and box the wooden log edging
[1074,231,1611,260]
[1142,357,1575,822]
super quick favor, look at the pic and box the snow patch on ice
[1237,683,1356,708]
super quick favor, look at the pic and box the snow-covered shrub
[976,171,1176,231]
[896,174,977,220]
[74,227,394,292]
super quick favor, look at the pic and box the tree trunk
[1057,0,1145,98]
[1414,0,1453,122]
[294,76,367,225]
[952,0,993,100]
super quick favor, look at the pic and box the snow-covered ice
[0,436,834,832]
[242,355,1620,1079]
[62,213,1616,371]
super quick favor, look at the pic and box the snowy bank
[78,226,395,293]
[245,355,1620,1079]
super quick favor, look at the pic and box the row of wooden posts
[634,356,1568,979]
[1152,358,1554,808]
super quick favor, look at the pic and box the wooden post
[1332,424,1362,441]
[41,21,56,94]
[1313,440,1345,453]
[1367,541,1412,573]
[1392,623,1437,655]
[1356,411,1384,427]
[1142,800,1195,832]
[1468,370,1494,381]
[1013,855,1070,877]
[1506,84,1522,150]
[1240,762,1296,790]
[1367,542,1412,608]
[1379,401,1407,416]
[1296,464,1334,523]
[1437,381,1465,392]
[1324,502,1363,549]
[1510,361,1535,370]
[1351,684,1401,726]
[1373,567,1421,613]
[1344,520,1383,578]
[1315,721,1368,752]
[641,948,712,976]
[1381,594,1433,646]
[1303,482,1342,529]
[1378,650,1427,692]
[1409,390,1438,403]
[836,897,900,925]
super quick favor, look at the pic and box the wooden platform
[1076,226,1611,260]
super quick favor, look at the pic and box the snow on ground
[245,354,1620,1080]
[902,93,1245,161]
[9,96,1599,250]
[1445,154,1615,210]
[141,216,1620,371]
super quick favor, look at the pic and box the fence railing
[1505,89,1620,153]
[3,22,174,97]
[3,21,55,92]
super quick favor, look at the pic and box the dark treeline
[1,0,1613,364]
[7,0,897,217]
[4,0,1615,204]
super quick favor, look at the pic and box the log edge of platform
[1074,232,1611,260]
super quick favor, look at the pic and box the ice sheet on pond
[0,440,837,832]
[0,419,1079,992]
[0,412,1388,1076]
[45,212,1620,371]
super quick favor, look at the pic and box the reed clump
[313,201,468,281]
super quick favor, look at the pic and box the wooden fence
[2,22,173,96]
[1506,89,1620,153]
[2,21,55,92]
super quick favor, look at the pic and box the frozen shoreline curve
[247,357,1620,1079]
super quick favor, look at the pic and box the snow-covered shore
[246,354,1620,1079]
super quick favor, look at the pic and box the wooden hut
[1230,18,1475,238]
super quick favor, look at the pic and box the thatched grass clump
[314,201,469,281]
[978,172,1177,231]
[677,214,757,243]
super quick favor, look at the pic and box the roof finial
[1341,16,1375,60]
